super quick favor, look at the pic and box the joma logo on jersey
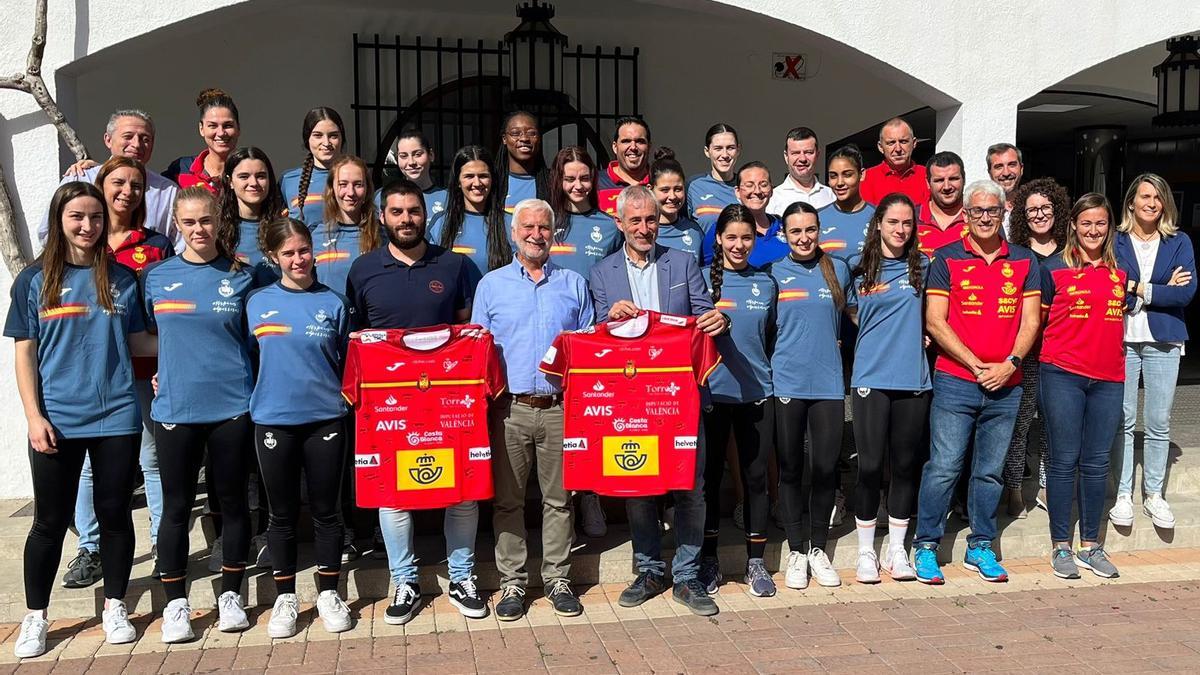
[584,405,613,416]
[397,449,455,491]
[375,419,408,432]
[602,436,659,477]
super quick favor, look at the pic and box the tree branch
[0,161,30,275]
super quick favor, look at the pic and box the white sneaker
[883,548,917,581]
[733,503,744,530]
[784,550,808,589]
[807,548,842,587]
[252,534,271,569]
[160,598,194,644]
[317,590,352,633]
[102,600,137,645]
[830,490,846,527]
[856,550,881,584]
[217,591,249,632]
[268,593,300,638]
[14,612,48,658]
[208,536,224,573]
[580,493,607,538]
[1144,494,1176,529]
[1109,493,1134,527]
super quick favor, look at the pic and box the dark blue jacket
[589,244,714,321]
[1116,231,1196,343]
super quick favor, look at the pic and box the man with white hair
[472,198,594,621]
[912,179,1042,586]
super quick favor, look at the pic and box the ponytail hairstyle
[548,146,598,240]
[321,154,382,252]
[195,87,239,124]
[650,146,685,186]
[704,122,739,148]
[828,143,864,173]
[261,217,315,260]
[854,192,923,295]
[40,182,114,312]
[391,127,434,182]
[95,155,148,231]
[1063,192,1118,270]
[442,145,511,271]
[781,201,845,311]
[294,107,346,223]
[218,146,284,269]
[709,203,757,303]
[495,110,549,207]
[173,186,237,266]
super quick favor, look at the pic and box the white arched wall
[0,0,1198,497]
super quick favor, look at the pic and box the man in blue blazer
[589,185,729,617]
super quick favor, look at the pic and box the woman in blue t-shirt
[846,193,930,584]
[818,144,876,264]
[651,149,706,263]
[6,182,156,658]
[315,154,383,295]
[247,218,353,640]
[377,128,447,220]
[217,146,286,273]
[280,107,345,227]
[686,123,740,232]
[701,204,778,599]
[495,111,548,216]
[545,146,621,278]
[770,202,851,591]
[143,187,258,643]
[428,145,511,282]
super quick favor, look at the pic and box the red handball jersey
[539,311,721,496]
[341,325,506,510]
[1039,256,1127,382]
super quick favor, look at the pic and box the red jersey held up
[916,202,968,259]
[342,325,507,510]
[539,311,721,497]
[596,161,650,217]
[861,162,930,208]
[1039,254,1126,382]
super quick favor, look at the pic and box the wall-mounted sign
[773,53,807,81]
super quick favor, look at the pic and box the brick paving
[3,549,1200,673]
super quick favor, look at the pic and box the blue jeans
[1039,363,1124,543]
[74,379,161,551]
[1115,342,1180,496]
[915,372,1022,547]
[378,501,477,585]
[626,415,707,582]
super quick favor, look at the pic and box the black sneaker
[150,544,161,580]
[673,579,718,616]
[698,555,721,594]
[546,579,583,617]
[62,548,102,588]
[385,582,421,625]
[495,585,526,621]
[618,570,666,608]
[341,530,361,563]
[370,527,386,560]
[448,577,487,619]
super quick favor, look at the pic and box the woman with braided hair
[280,107,345,227]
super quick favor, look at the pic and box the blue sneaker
[913,544,944,585]
[963,540,1008,582]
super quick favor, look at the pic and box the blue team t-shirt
[847,254,931,391]
[705,266,776,404]
[236,218,265,268]
[817,202,875,264]
[701,215,789,268]
[686,173,738,233]
[427,211,513,279]
[4,262,145,438]
[656,216,706,263]
[314,223,380,295]
[280,164,330,227]
[550,210,622,278]
[769,255,851,399]
[143,256,256,423]
[503,173,538,215]
[246,281,351,426]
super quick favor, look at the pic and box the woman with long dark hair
[163,88,241,193]
[651,148,706,262]
[770,201,850,590]
[819,145,875,264]
[686,123,740,232]
[7,182,155,658]
[846,193,929,583]
[218,146,286,271]
[545,146,620,277]
[495,111,549,216]
[280,107,345,227]
[428,145,512,280]
[378,128,447,219]
[700,203,778,598]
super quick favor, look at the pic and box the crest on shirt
[132,247,147,264]
[418,372,431,391]
[429,280,445,294]
[1109,272,1121,283]
[682,232,693,246]
[443,359,458,372]
[263,432,277,449]
[315,308,328,323]
[648,347,663,360]
[1001,262,1014,278]
[1002,281,1017,295]
[590,226,602,243]
[108,282,120,298]
[623,360,637,379]
[218,279,235,298]
[1113,284,1124,298]
[751,283,761,297]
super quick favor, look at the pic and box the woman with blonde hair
[1109,173,1196,531]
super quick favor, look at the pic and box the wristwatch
[721,312,733,330]
[1007,355,1022,368]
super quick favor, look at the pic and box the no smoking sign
[773,53,807,81]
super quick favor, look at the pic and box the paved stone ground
[3,548,1200,673]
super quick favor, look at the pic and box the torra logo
[409,454,443,485]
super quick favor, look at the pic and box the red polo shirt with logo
[1039,254,1127,382]
[596,161,650,217]
[916,202,968,259]
[926,237,1041,386]
[861,162,930,207]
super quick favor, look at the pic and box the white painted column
[933,95,1020,187]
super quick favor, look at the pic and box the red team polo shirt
[596,161,650,217]
[860,162,931,207]
[539,311,721,496]
[175,150,221,193]
[342,325,506,510]
[926,238,1041,387]
[916,202,968,259]
[1039,254,1127,382]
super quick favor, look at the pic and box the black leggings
[255,418,346,594]
[775,397,844,551]
[851,388,931,521]
[155,416,252,597]
[25,435,139,610]
[703,401,774,560]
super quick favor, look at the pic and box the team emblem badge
[623,360,637,379]
[315,308,328,323]
[132,247,147,264]
[263,432,277,449]
[1001,262,1014,278]
[108,282,120,298]
[682,232,693,246]
[417,373,431,391]
[218,279,234,298]
[590,226,602,243]
[1113,284,1124,298]
[409,454,443,485]
[751,283,761,297]
[1002,281,1017,295]
[1109,272,1120,283]
[614,440,649,472]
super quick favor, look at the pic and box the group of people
[6,87,1195,660]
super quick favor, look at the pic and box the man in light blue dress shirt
[471,198,593,622]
